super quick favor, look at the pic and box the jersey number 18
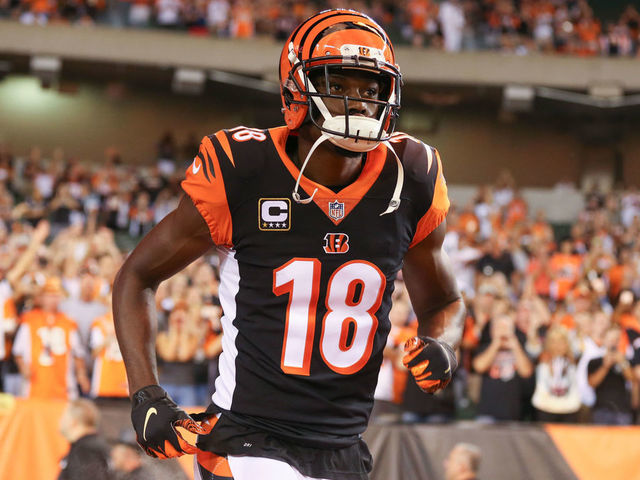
[273,259,386,376]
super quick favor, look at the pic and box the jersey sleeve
[181,135,234,247]
[409,146,450,248]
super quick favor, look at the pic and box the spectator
[620,187,640,227]
[12,188,47,227]
[575,309,610,417]
[0,220,49,394]
[439,0,466,52]
[493,169,516,209]
[58,398,113,480]
[445,231,482,299]
[472,310,534,422]
[89,303,128,399]
[444,442,481,480]
[155,0,182,29]
[588,324,635,425]
[12,277,90,400]
[549,238,583,302]
[229,0,254,37]
[49,183,84,233]
[128,191,154,237]
[156,300,201,406]
[476,234,515,282]
[128,0,152,27]
[531,326,581,422]
[110,441,155,480]
[60,271,108,361]
[206,0,229,35]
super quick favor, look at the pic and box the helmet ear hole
[283,87,295,107]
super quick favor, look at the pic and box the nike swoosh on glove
[131,385,212,459]
[402,336,458,394]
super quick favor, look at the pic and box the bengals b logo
[323,233,350,254]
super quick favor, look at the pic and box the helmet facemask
[287,55,401,153]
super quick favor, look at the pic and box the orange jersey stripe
[409,149,450,248]
[215,130,235,167]
[182,136,234,247]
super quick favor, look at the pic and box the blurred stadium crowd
[1,135,640,426]
[2,0,640,56]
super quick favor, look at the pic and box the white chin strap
[291,135,404,216]
[291,134,324,205]
[379,140,403,216]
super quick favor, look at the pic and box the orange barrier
[0,398,69,480]
[545,424,640,480]
[2,397,640,480]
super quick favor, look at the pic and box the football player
[113,9,465,480]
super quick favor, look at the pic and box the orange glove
[403,336,457,394]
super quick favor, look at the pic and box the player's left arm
[401,220,465,393]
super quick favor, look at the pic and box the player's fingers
[410,361,431,379]
[439,378,451,390]
[418,379,441,393]
[175,418,210,435]
[137,438,159,458]
[143,446,159,458]
[404,336,425,354]
[402,348,426,368]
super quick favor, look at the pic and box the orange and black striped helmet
[279,9,401,146]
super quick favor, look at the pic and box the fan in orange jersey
[549,238,583,301]
[90,310,128,399]
[12,278,89,400]
[0,220,50,393]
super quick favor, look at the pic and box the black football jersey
[181,126,449,442]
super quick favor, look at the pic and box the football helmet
[279,9,402,153]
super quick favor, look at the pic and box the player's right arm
[114,132,232,458]
[112,194,215,458]
[114,131,232,393]
[113,194,214,394]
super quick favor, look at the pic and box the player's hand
[131,385,211,459]
[403,336,457,394]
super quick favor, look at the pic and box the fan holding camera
[587,323,635,425]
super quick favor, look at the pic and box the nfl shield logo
[328,200,344,221]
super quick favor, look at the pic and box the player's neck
[293,126,364,188]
